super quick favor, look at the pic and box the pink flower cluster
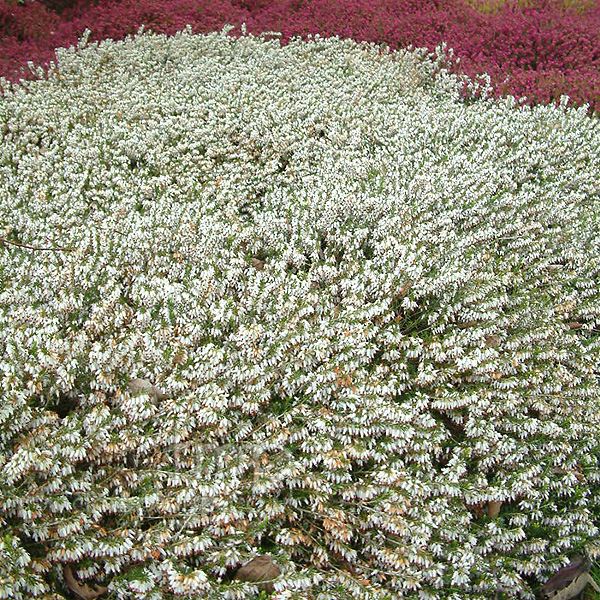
[1,0,599,113]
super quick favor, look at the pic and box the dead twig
[0,236,75,252]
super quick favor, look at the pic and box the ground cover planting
[1,0,600,114]
[1,25,600,599]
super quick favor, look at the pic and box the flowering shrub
[1,28,600,599]
[0,0,60,40]
[1,0,600,113]
[241,0,600,113]
[0,0,251,81]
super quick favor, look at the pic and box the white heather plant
[0,23,599,600]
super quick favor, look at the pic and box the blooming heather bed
[1,27,600,600]
[2,0,600,114]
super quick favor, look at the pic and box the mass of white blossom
[1,24,600,600]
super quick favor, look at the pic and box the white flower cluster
[0,24,599,600]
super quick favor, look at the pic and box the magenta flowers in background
[1,0,599,114]
[443,0,600,110]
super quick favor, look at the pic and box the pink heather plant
[0,0,60,76]
[437,0,600,110]
[1,0,599,113]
